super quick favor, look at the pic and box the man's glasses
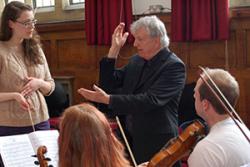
[15,19,37,28]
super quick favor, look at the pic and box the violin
[147,120,205,167]
[37,145,49,167]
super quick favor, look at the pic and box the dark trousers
[0,120,50,136]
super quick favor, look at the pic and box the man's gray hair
[130,15,169,48]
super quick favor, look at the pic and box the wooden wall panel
[231,69,250,128]
[235,30,247,67]
[57,39,95,70]
[36,9,250,128]
[240,78,250,127]
[38,25,101,103]
[246,30,250,67]
[189,41,226,68]
[170,43,189,67]
[42,40,52,66]
[228,31,237,68]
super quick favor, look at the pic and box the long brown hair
[0,1,42,65]
[59,103,131,167]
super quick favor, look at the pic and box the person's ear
[201,99,209,111]
[8,20,15,29]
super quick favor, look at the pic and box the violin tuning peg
[45,157,51,161]
[34,160,39,165]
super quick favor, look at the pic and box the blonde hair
[59,103,131,167]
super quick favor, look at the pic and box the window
[33,0,55,8]
[70,0,84,5]
[2,0,85,22]
[5,0,24,4]
[230,0,250,7]
[64,0,84,10]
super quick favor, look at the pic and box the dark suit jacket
[99,48,186,163]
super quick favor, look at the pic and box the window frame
[5,0,24,4]
[64,0,84,11]
[69,0,84,5]
[33,0,55,9]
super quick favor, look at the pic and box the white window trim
[63,2,84,11]
[35,6,55,13]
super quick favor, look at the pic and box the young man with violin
[188,68,250,167]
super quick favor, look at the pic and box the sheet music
[29,130,59,167]
[0,130,59,167]
[0,134,36,167]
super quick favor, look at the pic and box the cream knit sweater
[0,41,55,126]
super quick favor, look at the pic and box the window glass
[5,0,24,4]
[34,0,55,8]
[230,0,250,7]
[70,0,84,4]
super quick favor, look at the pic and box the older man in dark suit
[78,16,186,166]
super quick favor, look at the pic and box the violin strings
[116,116,137,167]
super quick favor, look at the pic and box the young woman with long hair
[0,1,55,136]
[59,103,131,167]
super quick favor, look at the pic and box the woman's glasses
[15,19,37,28]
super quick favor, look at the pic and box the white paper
[0,130,59,167]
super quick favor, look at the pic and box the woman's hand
[14,93,29,110]
[21,77,42,97]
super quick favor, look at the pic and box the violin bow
[116,116,138,167]
[199,66,250,143]
[115,2,138,166]
[200,66,244,124]
[28,105,35,132]
[24,6,37,133]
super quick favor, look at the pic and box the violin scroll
[37,145,48,167]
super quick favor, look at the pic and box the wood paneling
[37,9,250,128]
